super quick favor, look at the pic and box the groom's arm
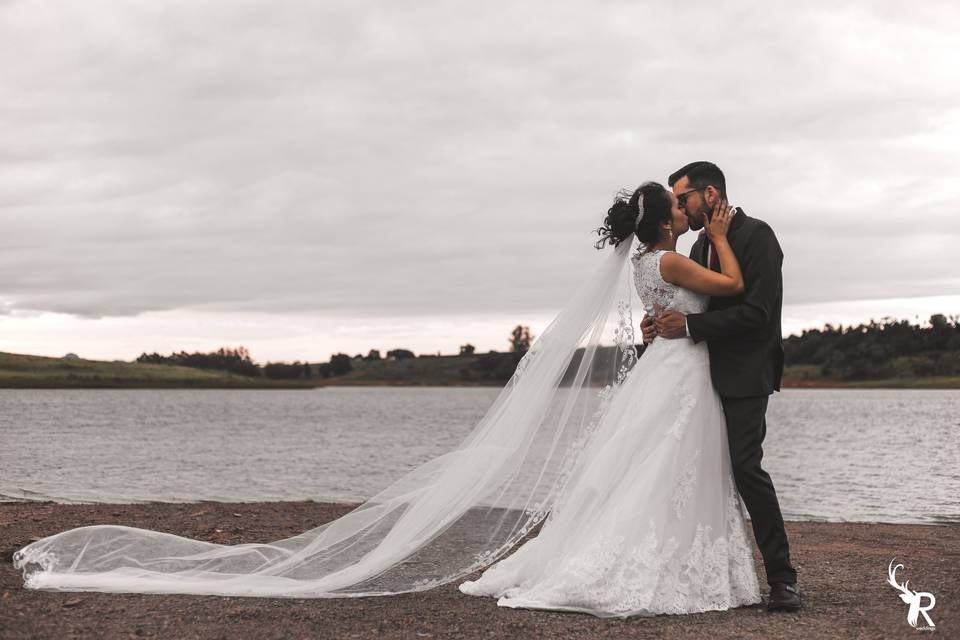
[685,223,782,343]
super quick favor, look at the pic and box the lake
[1,388,957,525]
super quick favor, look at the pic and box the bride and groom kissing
[15,160,801,619]
[639,160,801,612]
[458,161,800,614]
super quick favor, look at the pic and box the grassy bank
[329,357,960,390]
[0,352,315,389]
[779,364,960,389]
[3,351,958,390]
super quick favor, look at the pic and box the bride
[14,181,761,618]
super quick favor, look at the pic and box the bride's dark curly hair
[593,182,672,250]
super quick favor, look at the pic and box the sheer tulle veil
[14,234,642,598]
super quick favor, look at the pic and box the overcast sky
[1,1,958,362]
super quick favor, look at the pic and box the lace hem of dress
[460,480,761,616]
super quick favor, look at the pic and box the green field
[0,352,316,389]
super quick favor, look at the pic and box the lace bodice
[631,249,709,316]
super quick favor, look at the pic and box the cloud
[0,0,958,327]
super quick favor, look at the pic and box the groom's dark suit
[686,209,797,587]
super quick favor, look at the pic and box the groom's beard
[688,204,711,231]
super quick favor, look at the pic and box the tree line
[137,346,311,380]
[136,316,960,383]
[136,325,536,380]
[783,314,960,380]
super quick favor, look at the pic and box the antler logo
[887,559,936,630]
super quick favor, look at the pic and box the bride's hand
[705,201,734,242]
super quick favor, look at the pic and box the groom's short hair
[668,161,727,200]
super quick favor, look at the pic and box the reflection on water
[1,388,957,525]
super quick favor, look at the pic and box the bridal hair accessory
[633,185,646,232]
[631,181,661,233]
[15,232,641,600]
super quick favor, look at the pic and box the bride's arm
[660,252,743,296]
[660,204,744,297]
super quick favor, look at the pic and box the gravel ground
[1,500,956,639]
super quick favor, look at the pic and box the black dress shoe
[767,582,802,612]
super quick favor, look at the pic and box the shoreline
[2,377,959,389]
[0,498,954,527]
[2,500,957,639]
[3,381,960,390]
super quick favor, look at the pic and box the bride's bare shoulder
[659,250,697,270]
[659,251,708,284]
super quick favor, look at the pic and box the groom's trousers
[721,395,797,586]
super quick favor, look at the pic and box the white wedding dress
[458,249,762,617]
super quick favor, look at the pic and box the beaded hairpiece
[633,185,647,232]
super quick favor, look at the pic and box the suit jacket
[686,208,784,398]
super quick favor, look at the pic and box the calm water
[1,388,957,525]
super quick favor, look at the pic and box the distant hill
[5,310,960,391]
[0,352,315,389]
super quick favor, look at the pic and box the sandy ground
[1,500,956,639]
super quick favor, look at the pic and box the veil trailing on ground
[15,235,641,598]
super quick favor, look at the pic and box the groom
[641,161,801,612]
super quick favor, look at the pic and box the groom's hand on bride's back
[654,311,688,340]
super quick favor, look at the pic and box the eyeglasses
[676,186,707,207]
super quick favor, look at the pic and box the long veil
[14,235,640,597]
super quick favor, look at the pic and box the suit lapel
[727,207,747,254]
[729,207,746,234]
[693,232,708,267]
